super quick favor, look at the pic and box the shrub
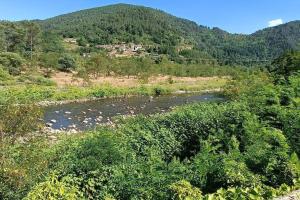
[289,74,300,97]
[16,75,56,86]
[0,98,43,140]
[33,76,56,86]
[0,66,13,82]
[154,87,163,96]
[58,54,76,72]
[281,109,300,157]
[91,89,106,98]
[204,180,300,200]
[24,175,80,200]
[39,52,60,69]
[168,76,175,84]
[0,52,24,75]
[190,138,258,193]
[270,51,300,82]
[47,129,129,174]
[245,128,293,187]
[120,116,180,161]
[279,86,295,106]
[169,180,202,200]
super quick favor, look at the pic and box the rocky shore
[37,89,222,107]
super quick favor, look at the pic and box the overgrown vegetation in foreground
[1,52,300,199]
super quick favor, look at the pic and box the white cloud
[268,19,283,27]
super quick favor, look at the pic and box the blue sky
[0,0,299,34]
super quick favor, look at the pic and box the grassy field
[0,75,228,103]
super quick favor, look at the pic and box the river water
[44,93,223,130]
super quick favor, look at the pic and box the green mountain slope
[39,3,300,65]
[40,4,207,46]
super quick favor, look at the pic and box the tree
[39,52,59,69]
[0,52,24,75]
[0,25,5,52]
[40,31,64,53]
[270,51,300,82]
[84,54,112,77]
[77,37,88,47]
[22,21,41,61]
[58,54,76,72]
[2,22,25,52]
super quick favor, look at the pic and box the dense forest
[39,4,300,65]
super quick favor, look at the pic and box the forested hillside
[39,3,300,65]
[40,4,204,46]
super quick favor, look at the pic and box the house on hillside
[132,44,143,52]
[95,43,145,57]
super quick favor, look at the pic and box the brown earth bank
[50,72,228,87]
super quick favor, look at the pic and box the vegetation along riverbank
[0,75,227,105]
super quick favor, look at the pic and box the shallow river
[44,93,223,130]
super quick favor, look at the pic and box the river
[44,93,224,131]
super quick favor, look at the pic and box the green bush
[279,86,295,106]
[39,52,60,69]
[24,175,80,200]
[204,179,300,200]
[289,74,300,97]
[47,130,128,174]
[169,180,202,200]
[0,52,24,75]
[153,86,169,96]
[58,54,76,72]
[16,75,56,86]
[0,66,13,83]
[90,89,106,98]
[281,109,300,156]
[0,98,43,139]
[190,138,258,193]
[120,116,180,161]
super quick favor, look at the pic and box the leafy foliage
[2,99,297,199]
[169,180,202,200]
[24,175,80,200]
[270,51,300,82]
[57,54,76,72]
[0,52,24,75]
[0,98,42,139]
